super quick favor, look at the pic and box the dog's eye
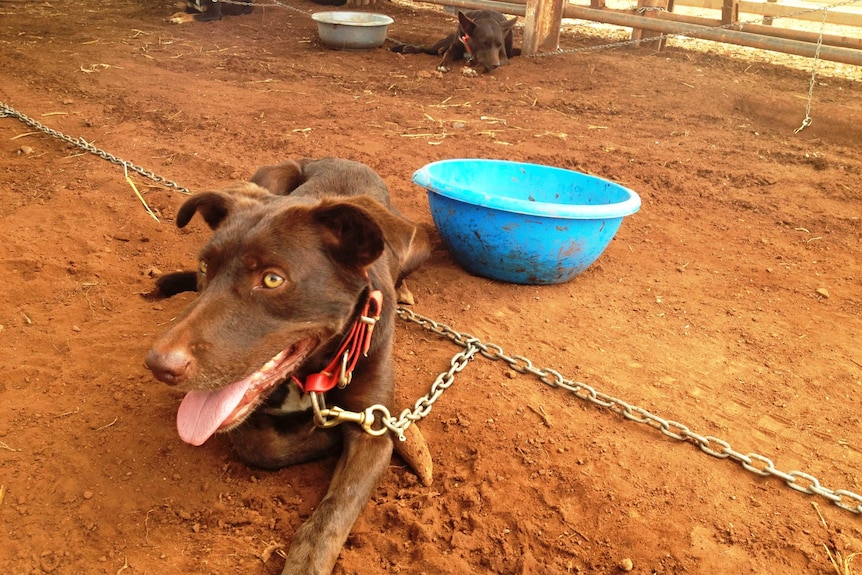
[262,272,284,289]
[198,260,207,276]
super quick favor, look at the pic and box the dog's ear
[316,196,430,283]
[176,183,273,229]
[503,15,518,31]
[458,11,478,36]
[250,159,307,196]
[176,191,234,229]
[151,271,199,298]
[312,199,387,271]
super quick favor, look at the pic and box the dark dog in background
[391,9,519,73]
[168,0,252,23]
[145,158,431,574]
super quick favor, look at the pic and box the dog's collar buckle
[308,394,391,437]
[337,351,352,388]
[295,289,383,394]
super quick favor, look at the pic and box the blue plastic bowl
[413,159,641,285]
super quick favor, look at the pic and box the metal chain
[218,0,311,17]
[0,102,190,194]
[380,334,481,439]
[795,4,830,133]
[394,307,862,516]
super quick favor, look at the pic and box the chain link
[395,307,862,516]
[0,102,190,194]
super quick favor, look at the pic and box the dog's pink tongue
[176,379,250,446]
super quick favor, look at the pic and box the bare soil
[1,1,861,574]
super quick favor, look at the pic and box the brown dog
[145,158,430,575]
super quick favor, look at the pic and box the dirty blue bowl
[413,159,641,285]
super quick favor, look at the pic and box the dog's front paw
[436,64,451,73]
[460,66,479,78]
[394,423,433,486]
[167,12,190,24]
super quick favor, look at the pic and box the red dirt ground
[1,1,860,574]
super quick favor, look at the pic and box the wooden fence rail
[671,0,862,27]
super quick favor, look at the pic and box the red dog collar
[460,34,473,55]
[294,289,383,394]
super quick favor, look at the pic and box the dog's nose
[145,348,192,386]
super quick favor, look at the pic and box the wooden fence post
[722,0,739,25]
[630,0,669,50]
[522,0,565,55]
[763,0,777,25]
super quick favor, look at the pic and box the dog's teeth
[262,351,285,371]
[265,350,288,372]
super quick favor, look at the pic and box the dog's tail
[390,42,438,55]
[390,34,454,56]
